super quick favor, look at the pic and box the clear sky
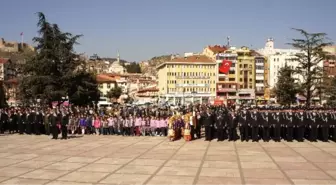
[1,0,335,62]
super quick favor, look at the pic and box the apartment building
[157,55,216,105]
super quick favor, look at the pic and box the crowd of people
[0,105,335,142]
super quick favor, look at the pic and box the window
[240,78,242,82]
[249,78,252,82]
[244,64,248,68]
[229,78,235,81]
[107,83,111,88]
[239,64,242,68]
[229,70,235,74]
[249,71,252,75]
[249,85,253,89]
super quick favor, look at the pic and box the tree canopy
[274,65,298,106]
[107,86,122,100]
[124,62,141,73]
[289,28,332,107]
[19,12,99,107]
[0,82,7,108]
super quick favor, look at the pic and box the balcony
[256,83,264,87]
[217,88,237,92]
[176,76,210,79]
[240,68,252,71]
[256,76,264,80]
[256,69,264,73]
[255,89,264,95]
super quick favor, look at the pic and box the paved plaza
[0,135,336,185]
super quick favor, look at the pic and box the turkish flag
[219,60,232,74]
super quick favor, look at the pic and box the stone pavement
[1,135,336,185]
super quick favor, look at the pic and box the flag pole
[20,32,23,49]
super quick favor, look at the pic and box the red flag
[219,60,232,74]
[20,32,23,36]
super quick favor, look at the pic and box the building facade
[96,74,117,96]
[202,45,227,60]
[0,58,19,106]
[157,55,216,105]
[254,53,268,103]
[236,47,256,104]
[215,48,239,105]
[323,46,336,77]
[258,38,302,89]
[136,87,159,103]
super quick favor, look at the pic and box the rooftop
[156,55,215,69]
[137,87,159,93]
[171,55,214,63]
[96,74,116,83]
[0,58,9,64]
[208,45,228,53]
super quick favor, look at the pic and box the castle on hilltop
[0,38,34,52]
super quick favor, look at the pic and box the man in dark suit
[202,109,214,141]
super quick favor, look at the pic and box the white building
[258,38,302,88]
[108,52,126,74]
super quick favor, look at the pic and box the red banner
[219,60,232,74]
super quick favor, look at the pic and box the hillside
[141,55,171,76]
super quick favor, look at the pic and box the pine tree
[289,28,332,107]
[19,12,99,107]
[274,65,298,106]
[107,87,122,101]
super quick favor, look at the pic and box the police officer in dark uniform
[215,110,225,141]
[228,111,238,141]
[195,110,202,139]
[9,111,16,134]
[330,110,336,141]
[309,111,318,142]
[286,108,294,141]
[273,109,281,142]
[26,110,33,135]
[239,109,249,142]
[250,109,258,142]
[263,109,271,142]
[321,110,329,142]
[0,110,8,134]
[61,112,69,139]
[50,111,58,139]
[296,110,305,142]
[19,110,26,134]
